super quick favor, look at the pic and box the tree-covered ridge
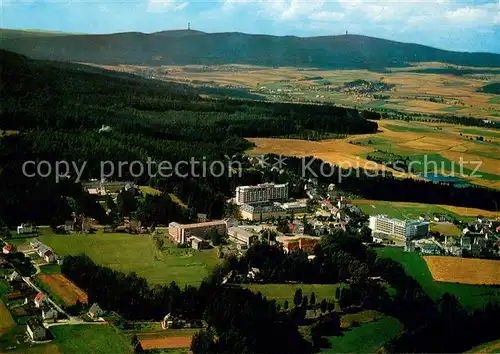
[1,31,499,69]
[477,82,500,95]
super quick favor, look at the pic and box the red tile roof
[35,292,45,303]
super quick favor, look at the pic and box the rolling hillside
[1,29,499,69]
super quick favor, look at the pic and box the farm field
[244,283,346,307]
[376,247,500,309]
[320,316,402,353]
[424,256,500,285]
[51,324,133,354]
[139,335,192,350]
[39,274,88,305]
[40,231,220,286]
[249,119,500,190]
[352,199,496,221]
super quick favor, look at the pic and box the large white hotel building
[369,215,429,240]
[235,183,288,205]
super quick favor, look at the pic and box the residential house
[34,292,49,308]
[404,240,415,252]
[190,236,208,250]
[26,317,47,341]
[8,271,22,282]
[461,236,472,250]
[43,250,56,264]
[2,243,14,255]
[421,245,441,255]
[88,303,105,319]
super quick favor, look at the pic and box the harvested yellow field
[440,152,500,175]
[424,256,500,285]
[439,205,499,218]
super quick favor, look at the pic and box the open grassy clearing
[40,230,220,286]
[352,199,494,221]
[430,222,462,236]
[320,316,402,353]
[51,324,133,354]
[424,256,500,285]
[467,338,500,354]
[244,283,346,308]
[376,247,500,309]
[0,300,15,337]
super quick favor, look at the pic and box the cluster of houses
[29,240,62,264]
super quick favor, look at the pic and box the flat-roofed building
[168,220,227,244]
[239,203,286,221]
[369,215,429,240]
[235,183,288,205]
[280,199,308,214]
[227,226,259,247]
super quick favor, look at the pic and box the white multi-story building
[369,215,429,240]
[235,183,288,205]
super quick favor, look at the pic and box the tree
[131,334,143,352]
[301,295,308,307]
[359,225,372,242]
[283,300,289,311]
[327,302,335,313]
[293,288,303,307]
[310,292,316,306]
[320,299,327,313]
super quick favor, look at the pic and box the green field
[51,324,133,354]
[244,283,346,307]
[320,316,402,353]
[466,338,500,353]
[376,247,500,309]
[0,300,15,337]
[384,124,433,133]
[38,264,62,275]
[40,231,220,286]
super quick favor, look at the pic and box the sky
[1,0,499,53]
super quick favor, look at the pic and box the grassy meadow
[51,324,133,354]
[244,283,346,307]
[39,230,220,286]
[376,247,500,309]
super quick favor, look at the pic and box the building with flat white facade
[168,220,227,244]
[369,215,429,240]
[235,183,288,205]
[239,203,286,221]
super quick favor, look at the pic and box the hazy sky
[2,0,499,53]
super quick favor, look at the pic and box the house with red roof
[34,292,49,308]
[2,243,14,255]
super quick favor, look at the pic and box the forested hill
[0,50,377,225]
[1,29,499,69]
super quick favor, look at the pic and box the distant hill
[1,29,499,69]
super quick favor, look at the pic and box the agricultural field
[320,316,402,353]
[40,230,220,286]
[249,119,500,190]
[38,274,88,305]
[376,247,500,309]
[244,283,346,308]
[0,299,15,337]
[51,324,133,353]
[136,329,196,350]
[352,199,496,222]
[424,256,500,285]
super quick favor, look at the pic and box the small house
[88,303,105,319]
[26,317,46,341]
[17,223,34,235]
[2,243,14,255]
[34,292,49,308]
[190,236,208,250]
[8,271,22,283]
[43,250,56,264]
[41,307,58,321]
